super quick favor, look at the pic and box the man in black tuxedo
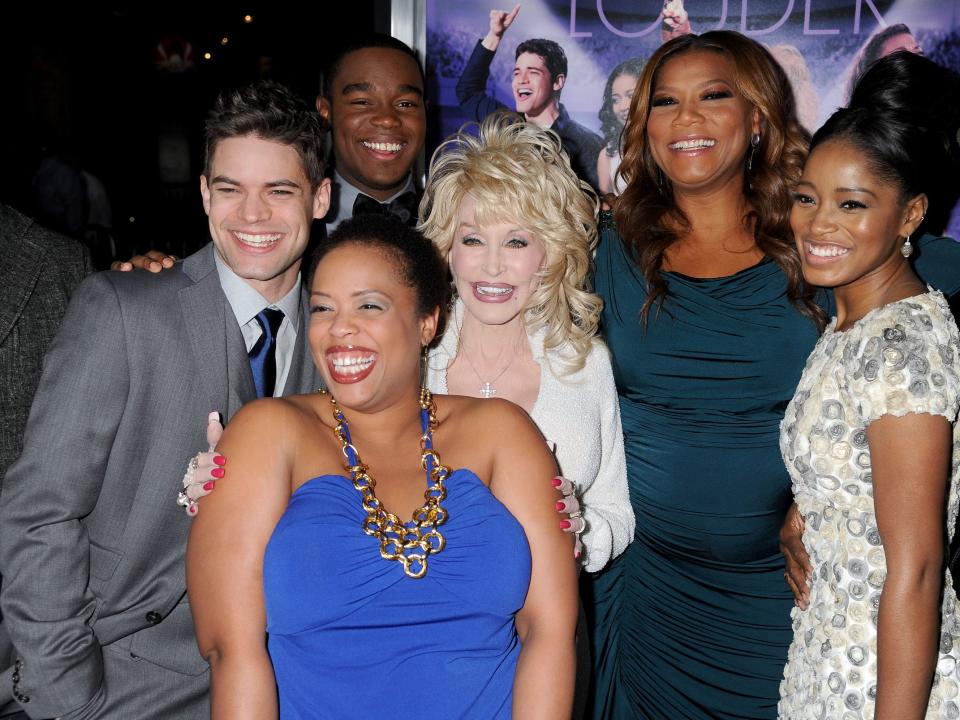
[317,34,426,229]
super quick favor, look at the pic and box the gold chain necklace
[327,387,450,579]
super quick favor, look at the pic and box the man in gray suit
[0,204,93,718]
[0,204,93,491]
[0,80,330,719]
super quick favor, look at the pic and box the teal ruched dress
[584,217,960,719]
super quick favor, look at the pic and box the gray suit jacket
[0,205,92,717]
[0,243,320,718]
[0,204,93,484]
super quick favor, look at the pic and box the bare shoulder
[433,394,555,496]
[222,394,325,444]
[434,394,544,445]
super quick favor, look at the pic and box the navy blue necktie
[249,308,285,398]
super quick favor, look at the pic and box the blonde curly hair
[418,112,601,374]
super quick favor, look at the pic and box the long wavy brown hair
[614,31,824,329]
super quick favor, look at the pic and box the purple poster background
[425,0,960,236]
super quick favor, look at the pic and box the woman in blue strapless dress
[186,215,578,719]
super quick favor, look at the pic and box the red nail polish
[559,520,571,530]
[203,481,215,491]
[551,477,562,487]
[188,506,197,515]
[213,455,226,466]
[555,501,565,511]
[211,468,225,478]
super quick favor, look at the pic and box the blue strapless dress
[263,464,531,719]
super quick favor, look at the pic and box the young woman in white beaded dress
[778,104,960,719]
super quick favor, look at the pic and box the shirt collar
[213,250,302,329]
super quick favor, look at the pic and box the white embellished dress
[779,291,960,719]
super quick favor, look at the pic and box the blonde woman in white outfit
[419,112,634,573]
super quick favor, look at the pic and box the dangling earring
[656,166,668,195]
[900,234,913,258]
[747,133,761,173]
[420,345,430,387]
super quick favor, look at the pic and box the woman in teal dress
[584,31,960,719]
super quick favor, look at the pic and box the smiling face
[512,52,563,118]
[318,47,426,202]
[646,50,760,193]
[791,138,925,290]
[309,243,437,409]
[611,72,638,125]
[200,135,330,302]
[447,196,547,328]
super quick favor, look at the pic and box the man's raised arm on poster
[456,4,603,190]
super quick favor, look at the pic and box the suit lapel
[282,288,322,395]
[0,213,44,347]
[225,313,256,418]
[178,246,256,423]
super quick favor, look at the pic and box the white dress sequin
[779,291,960,719]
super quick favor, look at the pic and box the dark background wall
[0,3,388,265]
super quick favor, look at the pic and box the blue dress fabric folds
[263,467,531,719]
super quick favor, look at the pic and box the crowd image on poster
[425,0,960,235]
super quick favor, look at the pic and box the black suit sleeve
[456,40,509,122]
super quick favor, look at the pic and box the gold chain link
[328,388,450,579]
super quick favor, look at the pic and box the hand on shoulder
[211,396,317,495]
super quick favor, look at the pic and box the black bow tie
[352,190,420,225]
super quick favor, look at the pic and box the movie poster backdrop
[424,0,960,235]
